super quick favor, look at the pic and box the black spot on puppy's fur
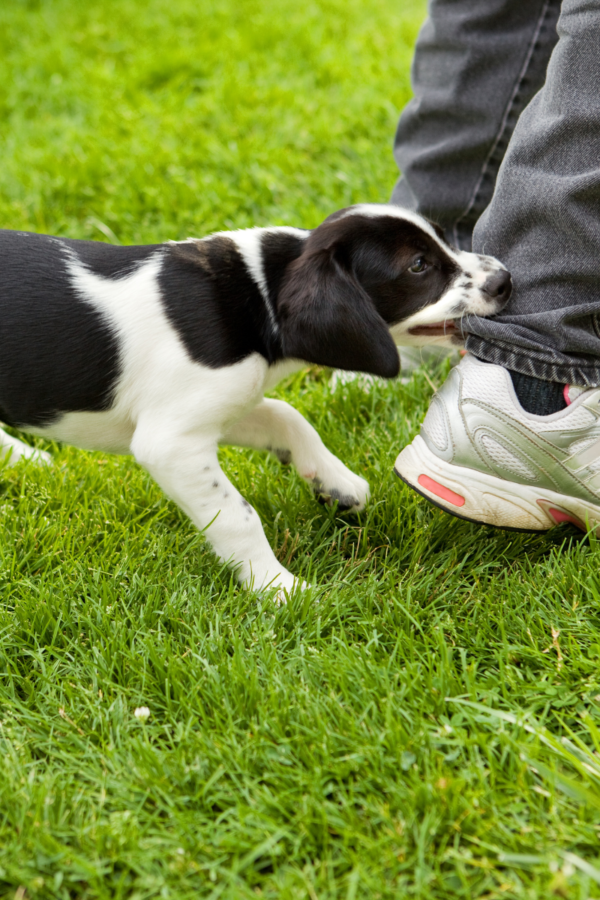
[75,239,161,279]
[0,230,122,428]
[159,237,282,367]
[260,231,307,311]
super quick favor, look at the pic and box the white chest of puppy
[0,205,510,594]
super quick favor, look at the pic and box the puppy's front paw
[245,567,309,603]
[274,578,309,607]
[310,459,370,512]
[268,572,310,606]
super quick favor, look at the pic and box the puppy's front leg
[222,399,370,511]
[131,426,299,593]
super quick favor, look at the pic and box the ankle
[508,370,567,416]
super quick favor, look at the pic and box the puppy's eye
[409,257,428,274]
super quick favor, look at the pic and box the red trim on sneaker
[548,507,580,526]
[563,384,571,406]
[536,499,585,530]
[418,474,465,507]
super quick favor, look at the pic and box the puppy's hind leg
[0,427,51,466]
[222,399,370,511]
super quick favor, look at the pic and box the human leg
[465,0,600,387]
[395,0,600,531]
[391,0,561,249]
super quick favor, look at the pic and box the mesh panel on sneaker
[479,433,537,480]
[539,406,596,431]
[461,362,517,418]
[569,437,597,456]
[421,398,448,452]
[461,359,596,430]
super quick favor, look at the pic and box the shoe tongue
[565,384,587,405]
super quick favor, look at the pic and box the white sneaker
[394,354,600,531]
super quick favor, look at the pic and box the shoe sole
[394,435,600,533]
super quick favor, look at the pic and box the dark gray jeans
[391,0,600,386]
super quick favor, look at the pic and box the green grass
[2,0,600,897]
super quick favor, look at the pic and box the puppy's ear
[278,247,400,378]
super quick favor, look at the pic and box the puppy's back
[0,231,159,428]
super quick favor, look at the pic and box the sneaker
[394,354,600,532]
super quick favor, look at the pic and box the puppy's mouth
[407,319,459,337]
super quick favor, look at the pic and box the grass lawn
[2,0,600,897]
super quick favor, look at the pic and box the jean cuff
[465,335,600,387]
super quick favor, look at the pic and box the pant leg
[465,0,600,386]
[391,0,561,249]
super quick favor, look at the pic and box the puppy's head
[278,204,511,377]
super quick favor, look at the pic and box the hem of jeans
[465,336,600,387]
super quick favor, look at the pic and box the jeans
[391,0,600,386]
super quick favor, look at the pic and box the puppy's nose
[482,269,512,302]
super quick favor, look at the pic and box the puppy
[0,204,510,593]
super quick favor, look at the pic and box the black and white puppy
[0,204,510,593]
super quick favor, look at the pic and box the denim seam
[467,333,600,370]
[451,0,553,248]
[466,334,600,367]
[466,336,600,386]
[463,327,563,365]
